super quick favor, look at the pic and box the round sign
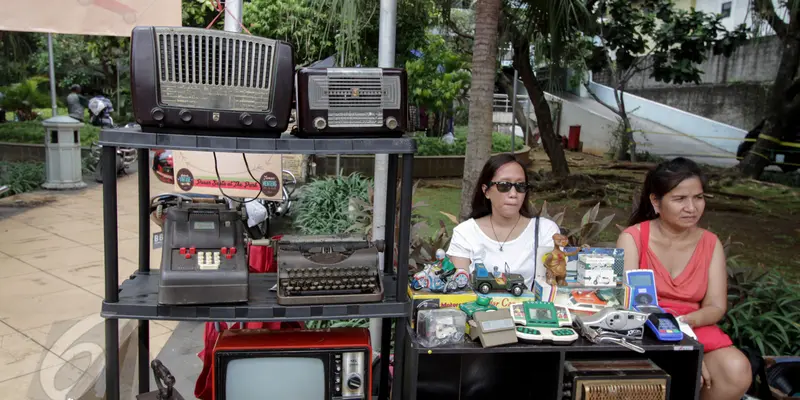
[259,172,280,197]
[176,168,194,191]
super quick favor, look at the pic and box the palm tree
[459,0,503,220]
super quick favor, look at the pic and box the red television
[211,328,372,400]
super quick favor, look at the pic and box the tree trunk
[459,0,502,221]
[512,42,570,177]
[740,29,800,177]
[498,71,538,146]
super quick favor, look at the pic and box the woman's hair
[469,153,533,219]
[628,157,708,226]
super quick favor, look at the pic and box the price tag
[152,232,164,249]
[672,345,694,351]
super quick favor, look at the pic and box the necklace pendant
[499,245,503,252]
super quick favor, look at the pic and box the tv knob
[240,113,253,126]
[385,116,398,130]
[313,117,327,130]
[265,115,278,128]
[150,107,165,121]
[179,109,192,123]
[346,374,362,390]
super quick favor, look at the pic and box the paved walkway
[0,171,177,400]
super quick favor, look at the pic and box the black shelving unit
[401,325,704,400]
[100,127,417,400]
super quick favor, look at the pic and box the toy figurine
[543,234,589,286]
[410,251,470,293]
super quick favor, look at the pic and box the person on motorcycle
[88,95,114,127]
[67,85,88,121]
[436,255,457,280]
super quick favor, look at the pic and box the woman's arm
[448,255,472,270]
[445,226,473,270]
[682,238,727,327]
[616,232,640,272]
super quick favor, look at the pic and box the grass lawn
[414,186,461,238]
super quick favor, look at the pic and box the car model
[471,262,526,296]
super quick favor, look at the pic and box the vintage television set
[130,26,295,136]
[294,67,408,137]
[211,328,372,400]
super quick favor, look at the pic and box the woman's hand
[701,360,711,389]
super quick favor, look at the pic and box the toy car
[471,263,526,297]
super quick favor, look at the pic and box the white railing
[492,94,532,113]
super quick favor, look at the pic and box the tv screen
[224,357,325,400]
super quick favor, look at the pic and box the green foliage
[586,0,748,86]
[182,0,224,29]
[723,259,800,356]
[0,161,45,196]
[245,0,335,65]
[0,77,52,121]
[533,200,616,246]
[405,34,471,114]
[414,130,525,156]
[293,172,372,234]
[0,121,100,147]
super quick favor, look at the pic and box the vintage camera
[294,67,408,137]
[579,307,648,339]
[130,26,295,136]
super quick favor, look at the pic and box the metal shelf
[99,127,417,155]
[103,272,411,322]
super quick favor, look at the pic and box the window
[721,1,732,18]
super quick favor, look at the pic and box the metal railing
[0,186,8,196]
[492,94,532,113]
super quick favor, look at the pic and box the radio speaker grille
[154,27,275,112]
[577,379,667,400]
[307,68,401,128]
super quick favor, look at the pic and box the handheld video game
[625,270,683,342]
[510,301,578,345]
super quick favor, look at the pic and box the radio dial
[151,107,165,121]
[179,109,192,123]
[346,374,362,390]
[385,116,398,130]
[240,113,253,126]
[313,117,327,130]
[265,115,278,128]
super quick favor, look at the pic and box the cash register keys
[158,202,248,305]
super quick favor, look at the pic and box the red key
[229,247,237,255]
[189,247,196,254]
[179,247,186,255]
[221,247,228,255]
[185,253,191,259]
[226,254,233,260]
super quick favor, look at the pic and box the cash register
[158,200,248,305]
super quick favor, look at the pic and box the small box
[577,254,616,287]
[416,308,467,348]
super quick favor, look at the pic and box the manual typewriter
[276,235,384,305]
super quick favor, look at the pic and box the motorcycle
[86,96,138,182]
[411,262,470,293]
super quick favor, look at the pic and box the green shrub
[0,161,45,196]
[722,259,800,356]
[414,131,525,156]
[0,121,100,147]
[293,172,372,235]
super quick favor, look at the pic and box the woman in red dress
[617,157,751,400]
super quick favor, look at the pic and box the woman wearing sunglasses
[446,153,561,290]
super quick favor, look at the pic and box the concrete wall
[544,94,618,156]
[594,35,782,89]
[627,83,771,131]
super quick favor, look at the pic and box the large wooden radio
[563,359,671,400]
[130,26,295,136]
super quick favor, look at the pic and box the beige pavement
[0,171,177,400]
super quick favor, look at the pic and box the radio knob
[240,113,253,126]
[179,109,192,123]
[313,117,327,130]
[347,375,362,390]
[385,116,398,130]
[265,115,278,128]
[151,107,165,121]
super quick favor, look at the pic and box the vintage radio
[294,67,408,137]
[130,26,295,136]
[212,328,372,400]
[276,234,384,305]
[563,359,670,400]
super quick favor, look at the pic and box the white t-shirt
[446,217,561,290]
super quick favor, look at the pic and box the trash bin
[41,116,87,190]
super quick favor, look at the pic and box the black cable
[212,152,264,204]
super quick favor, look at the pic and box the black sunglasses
[488,181,530,193]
